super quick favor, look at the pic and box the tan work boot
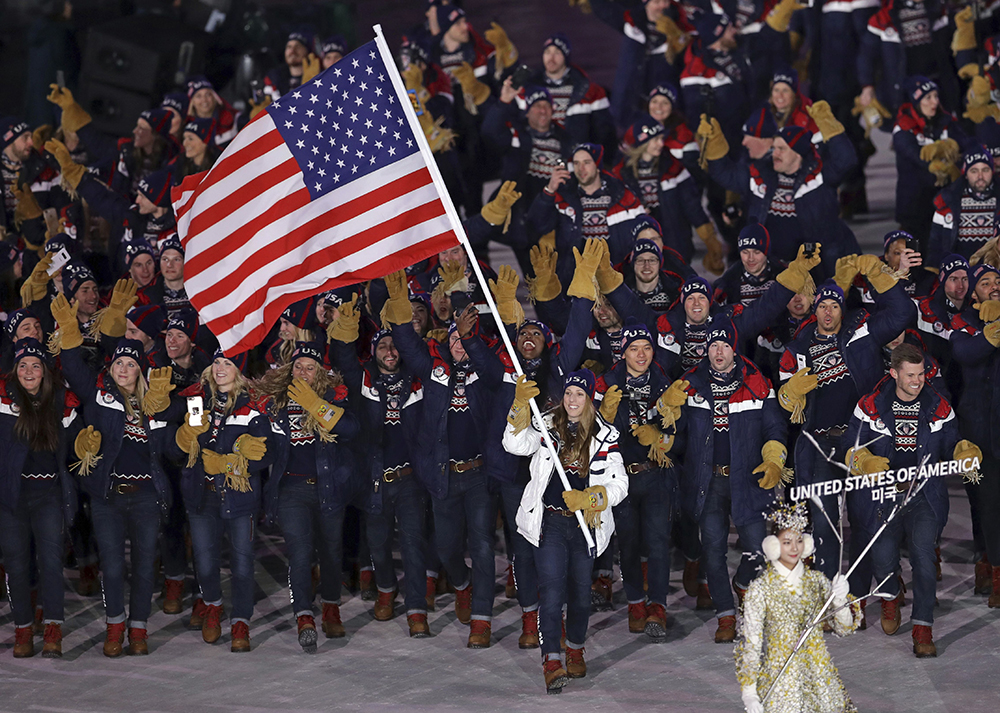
[467,620,491,649]
[518,610,539,649]
[714,615,736,643]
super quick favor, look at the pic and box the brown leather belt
[817,427,847,438]
[544,506,575,517]
[383,466,413,483]
[113,483,140,495]
[713,465,730,477]
[288,473,318,485]
[450,458,484,473]
[626,461,656,475]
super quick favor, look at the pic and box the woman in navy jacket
[0,338,81,659]
[171,349,271,653]
[258,342,359,652]
[51,292,177,658]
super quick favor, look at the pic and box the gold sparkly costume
[735,561,861,713]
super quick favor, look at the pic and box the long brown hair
[551,397,597,480]
[252,362,343,442]
[623,143,658,180]
[200,364,250,416]
[9,366,60,452]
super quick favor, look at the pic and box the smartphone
[186,396,204,427]
[474,302,491,314]
[56,70,65,90]
[43,207,60,237]
[803,242,816,259]
[46,247,71,276]
[905,237,919,254]
[510,64,532,90]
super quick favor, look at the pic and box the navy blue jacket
[845,376,958,530]
[0,377,81,525]
[950,304,1000,457]
[928,176,1000,266]
[674,355,785,526]
[595,356,676,469]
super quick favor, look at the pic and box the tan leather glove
[776,243,822,293]
[176,412,210,454]
[72,425,103,476]
[99,278,138,338]
[20,253,53,306]
[929,159,961,187]
[12,184,43,227]
[143,366,175,416]
[851,93,892,138]
[380,270,414,327]
[437,259,468,296]
[567,238,605,301]
[249,95,273,120]
[919,139,961,164]
[655,15,690,62]
[484,22,518,69]
[44,139,85,190]
[833,254,859,292]
[528,243,562,302]
[855,254,897,293]
[952,6,976,54]
[778,368,817,423]
[984,321,1000,347]
[599,385,622,422]
[656,379,689,429]
[302,53,321,84]
[481,180,521,229]
[452,62,491,106]
[807,100,844,141]
[233,433,269,460]
[696,223,725,276]
[327,293,360,343]
[765,0,806,33]
[507,375,539,434]
[289,377,344,432]
[753,440,787,489]
[201,449,253,493]
[50,293,83,350]
[563,485,608,512]
[697,115,729,167]
[488,264,525,326]
[976,300,1000,323]
[846,446,889,476]
[965,76,1000,123]
[47,85,92,133]
[954,439,984,484]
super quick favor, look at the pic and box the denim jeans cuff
[425,570,439,578]
[716,608,736,618]
[320,598,342,606]
[106,613,127,625]
[911,618,934,628]
[164,574,184,582]
[522,604,539,613]
[627,596,646,605]
[595,569,613,578]
[43,618,64,625]
[230,617,250,626]
[564,639,585,650]
[404,608,428,617]
[453,580,471,592]
[294,610,314,619]
[205,598,223,607]
[377,586,396,594]
[470,614,492,623]
[543,652,562,663]
[128,621,147,630]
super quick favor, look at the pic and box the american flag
[173,39,459,355]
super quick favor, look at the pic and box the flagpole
[373,25,598,555]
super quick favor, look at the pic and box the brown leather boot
[591,575,613,611]
[467,620,491,649]
[454,584,472,625]
[683,559,700,597]
[75,563,99,597]
[696,582,714,610]
[565,646,587,678]
[518,610,539,649]
[912,624,937,658]
[32,602,43,635]
[628,601,647,633]
[644,602,668,641]
[128,627,148,655]
[407,613,431,638]
[881,597,901,635]
[359,569,376,601]
[732,576,747,611]
[425,576,437,612]
[505,563,516,599]
[231,622,250,652]
[104,622,126,657]
[714,615,736,643]
[188,598,207,629]
[41,622,62,658]
[989,567,1000,609]
[13,626,34,658]
[202,604,223,643]
[543,658,569,694]
[373,590,395,621]
[322,603,346,638]
[297,614,318,652]
[974,557,992,595]
[162,578,183,615]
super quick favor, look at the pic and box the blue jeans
[807,432,845,579]
[863,492,939,625]
[535,511,594,657]
[0,482,64,626]
[499,478,538,611]
[276,477,346,616]
[613,468,674,606]
[188,503,257,624]
[91,488,161,627]
[699,473,767,617]
[159,472,187,581]
[366,475,428,614]
[432,468,496,620]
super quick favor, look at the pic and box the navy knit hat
[622,114,666,150]
[166,308,198,341]
[938,254,970,283]
[159,234,184,258]
[814,280,845,309]
[979,119,1000,158]
[183,117,216,145]
[139,108,174,142]
[621,319,654,351]
[0,243,20,273]
[112,338,144,366]
[543,33,572,61]
[571,142,604,167]
[737,217,770,254]
[681,276,712,303]
[632,238,662,263]
[908,76,938,104]
[137,169,172,208]
[13,337,47,365]
[124,239,155,268]
[649,83,679,107]
[523,86,552,110]
[771,67,798,94]
[400,35,430,65]
[127,304,166,339]
[213,347,248,373]
[1,117,29,151]
[287,30,315,52]
[971,263,1000,288]
[281,297,314,330]
[186,75,215,98]
[290,341,325,365]
[743,106,778,139]
[776,125,815,160]
[964,144,993,173]
[323,286,355,309]
[564,368,596,399]
[439,6,466,35]
[161,92,188,116]
[694,11,730,43]
[517,319,555,350]
[62,260,96,299]
[6,308,36,340]
[44,232,75,259]
[370,328,392,357]
[321,35,347,56]
[882,229,912,252]
[631,214,662,240]
[707,320,737,350]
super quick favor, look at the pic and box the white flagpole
[373,25,598,554]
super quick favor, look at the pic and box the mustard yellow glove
[249,95,272,120]
[655,15,690,63]
[631,423,662,447]
[851,94,892,138]
[452,62,491,106]
[327,293,360,343]
[488,264,525,326]
[20,253,53,306]
[778,368,817,423]
[47,85,92,133]
[201,449,253,493]
[143,366,175,416]
[563,485,608,512]
[43,139,85,191]
[833,254,859,293]
[697,114,729,166]
[481,180,521,228]
[976,301,1000,323]
[99,278,139,338]
[176,412,210,454]
[965,76,1000,123]
[952,6,976,54]
[71,425,103,476]
[528,243,562,302]
[302,53,321,84]
[807,100,844,141]
[234,433,269,461]
[593,238,623,294]
[656,379,690,429]
[380,269,414,327]
[647,433,674,468]
[288,377,343,432]
[599,385,622,422]
[12,184,43,227]
[484,22,518,69]
[984,321,1000,347]
[958,63,981,80]
[919,139,960,164]
[954,439,984,484]
[929,159,961,187]
[507,375,539,434]
[855,253,898,293]
[437,259,469,296]
[846,446,889,476]
[696,223,725,276]
[567,238,605,301]
[765,0,806,33]
[753,440,787,489]
[50,293,83,350]
[777,243,822,293]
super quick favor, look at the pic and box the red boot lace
[521,610,538,634]
[43,623,61,644]
[204,605,223,632]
